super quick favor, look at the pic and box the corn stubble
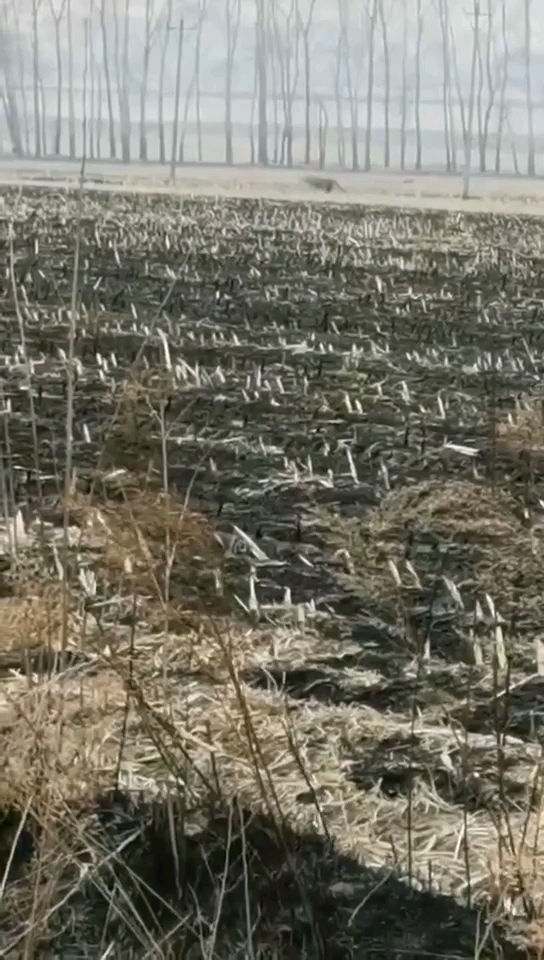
[0,189,542,959]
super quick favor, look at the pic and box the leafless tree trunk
[158,0,172,164]
[100,0,116,157]
[378,0,390,169]
[89,0,96,159]
[179,70,195,162]
[338,0,359,171]
[495,0,508,173]
[114,0,131,162]
[414,0,423,170]
[31,0,42,158]
[506,111,519,174]
[436,0,450,170]
[225,0,241,165]
[49,0,67,156]
[8,1,29,155]
[480,0,498,172]
[476,27,484,170]
[524,0,535,175]
[39,73,47,155]
[268,20,280,164]
[66,0,76,157]
[318,98,328,168]
[139,0,157,161]
[256,0,268,165]
[96,60,102,157]
[450,23,467,150]
[193,0,206,162]
[170,16,184,180]
[120,0,131,161]
[249,44,257,163]
[400,0,408,169]
[0,10,24,158]
[82,14,90,156]
[462,0,480,199]
[364,0,378,172]
[298,0,317,165]
[333,34,345,168]
[1,88,24,156]
[271,0,300,168]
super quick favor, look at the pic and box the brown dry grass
[497,395,544,475]
[2,476,544,956]
[322,478,544,634]
[68,482,223,604]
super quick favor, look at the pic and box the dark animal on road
[303,176,346,194]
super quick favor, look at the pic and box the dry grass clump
[0,579,81,661]
[322,479,544,633]
[0,669,125,809]
[497,395,544,474]
[104,369,172,469]
[68,484,223,607]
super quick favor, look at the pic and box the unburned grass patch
[68,481,224,612]
[497,395,544,478]
[320,479,544,667]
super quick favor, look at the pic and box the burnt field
[1,188,544,958]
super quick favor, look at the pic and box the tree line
[0,0,539,175]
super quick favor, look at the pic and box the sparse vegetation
[2,187,544,958]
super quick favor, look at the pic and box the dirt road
[1,158,544,215]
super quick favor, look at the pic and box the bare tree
[194,0,207,162]
[462,0,480,199]
[524,0,535,175]
[113,0,132,161]
[139,0,160,161]
[400,0,408,169]
[436,0,456,171]
[0,9,24,156]
[332,24,345,168]
[225,0,241,165]
[89,0,96,158]
[473,0,496,172]
[179,61,195,162]
[120,0,131,161]
[31,0,43,158]
[256,0,268,165]
[450,22,467,153]
[414,0,423,170]
[297,0,317,165]
[268,11,280,163]
[83,14,90,156]
[39,64,48,155]
[476,18,484,170]
[49,0,67,156]
[96,55,102,157]
[100,0,116,158]
[338,0,361,171]
[271,0,300,168]
[494,0,508,173]
[66,0,76,157]
[378,0,391,168]
[249,37,257,163]
[158,0,172,164]
[318,97,328,169]
[364,0,378,172]
[170,16,184,180]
